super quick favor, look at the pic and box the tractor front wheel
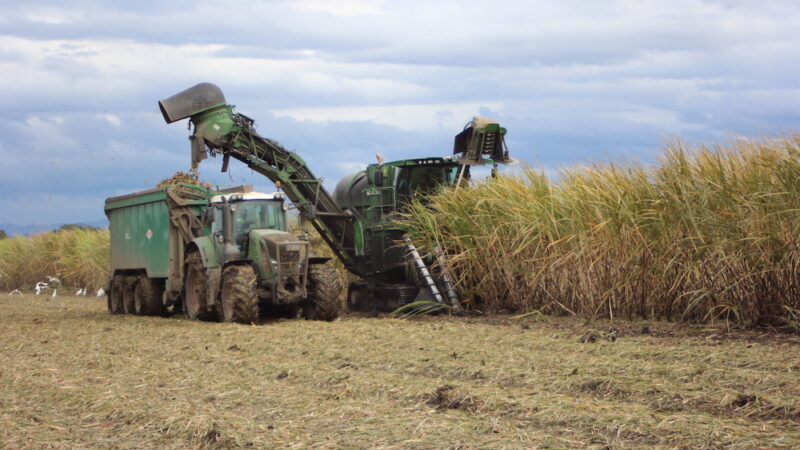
[220,264,260,324]
[301,264,344,321]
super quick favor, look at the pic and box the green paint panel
[354,220,365,256]
[104,188,207,278]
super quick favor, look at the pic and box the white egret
[35,282,48,295]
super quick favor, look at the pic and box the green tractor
[159,83,512,312]
[105,184,342,323]
[184,190,342,322]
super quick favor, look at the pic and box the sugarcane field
[2,1,800,449]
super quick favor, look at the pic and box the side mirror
[202,208,214,225]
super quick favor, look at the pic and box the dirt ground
[1,295,798,449]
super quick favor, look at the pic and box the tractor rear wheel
[220,264,260,324]
[301,264,344,321]
[184,252,215,320]
[134,277,165,316]
[108,274,125,314]
[122,275,138,314]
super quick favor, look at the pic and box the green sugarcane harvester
[158,82,513,313]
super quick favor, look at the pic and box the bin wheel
[108,274,125,314]
[134,277,165,316]
[122,276,138,314]
[183,252,214,320]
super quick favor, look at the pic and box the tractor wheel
[302,264,344,321]
[108,274,125,314]
[134,277,165,316]
[184,252,214,320]
[220,264,260,324]
[122,275,138,314]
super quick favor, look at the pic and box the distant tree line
[0,225,100,239]
[57,224,100,232]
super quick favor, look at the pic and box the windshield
[232,200,285,236]
[213,200,285,242]
[395,165,460,204]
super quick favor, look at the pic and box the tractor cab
[209,192,287,248]
[207,192,290,261]
[206,191,308,300]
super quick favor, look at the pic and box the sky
[0,0,798,227]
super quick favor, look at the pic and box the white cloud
[97,113,121,125]
[284,0,386,16]
[273,102,504,131]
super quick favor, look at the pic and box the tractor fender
[186,236,220,269]
[186,237,222,307]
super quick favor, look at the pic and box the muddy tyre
[134,277,164,316]
[122,276,138,314]
[108,274,125,314]
[184,252,215,320]
[302,264,344,321]
[220,265,260,324]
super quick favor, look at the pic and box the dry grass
[402,133,800,326]
[1,295,798,448]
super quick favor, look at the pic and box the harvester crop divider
[404,236,445,304]
[434,246,461,309]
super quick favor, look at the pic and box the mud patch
[725,393,800,421]
[646,391,800,422]
[426,385,482,412]
[577,379,631,400]
[578,329,618,343]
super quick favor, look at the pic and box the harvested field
[1,295,798,448]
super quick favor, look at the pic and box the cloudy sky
[0,0,798,227]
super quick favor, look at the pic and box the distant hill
[0,219,109,237]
